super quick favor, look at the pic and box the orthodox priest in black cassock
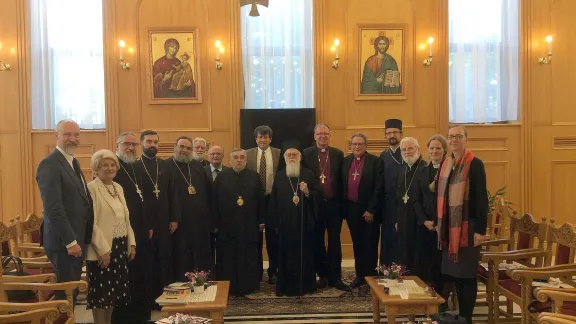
[139,136,181,301]
[269,149,319,297]
[167,137,214,281]
[213,150,265,295]
[112,144,154,323]
[395,153,426,273]
[379,118,404,266]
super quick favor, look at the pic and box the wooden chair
[11,214,46,258]
[538,313,576,324]
[0,221,17,256]
[507,221,576,324]
[535,288,576,317]
[482,213,550,323]
[2,217,53,276]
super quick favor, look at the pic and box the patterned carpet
[226,270,372,316]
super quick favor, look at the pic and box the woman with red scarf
[436,126,488,324]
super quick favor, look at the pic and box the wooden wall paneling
[520,0,532,214]
[550,160,576,225]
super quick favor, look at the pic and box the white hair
[91,149,120,173]
[192,137,207,147]
[399,137,420,149]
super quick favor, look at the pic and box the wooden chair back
[508,213,549,267]
[0,221,16,256]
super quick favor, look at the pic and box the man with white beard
[166,136,214,280]
[112,132,153,324]
[395,137,427,273]
[192,137,210,166]
[268,148,320,296]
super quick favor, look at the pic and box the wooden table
[366,276,445,324]
[161,281,230,324]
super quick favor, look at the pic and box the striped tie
[259,152,267,189]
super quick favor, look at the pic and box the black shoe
[316,277,329,289]
[330,279,351,292]
[349,277,366,289]
[268,274,277,285]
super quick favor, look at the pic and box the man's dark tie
[72,158,83,180]
[259,153,267,189]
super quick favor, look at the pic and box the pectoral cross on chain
[319,174,326,184]
[153,184,161,199]
[352,171,360,181]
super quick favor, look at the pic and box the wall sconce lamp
[538,35,552,64]
[0,42,11,71]
[215,40,224,70]
[423,37,434,66]
[331,39,340,69]
[119,40,131,71]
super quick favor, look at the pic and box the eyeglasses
[315,132,330,136]
[447,134,465,140]
[208,153,223,156]
[351,143,365,147]
[385,131,402,136]
[118,142,139,148]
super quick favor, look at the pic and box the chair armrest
[13,246,46,253]
[20,242,41,246]
[3,280,88,293]
[509,265,576,281]
[0,307,60,322]
[538,312,576,322]
[0,300,69,313]
[483,249,548,262]
[19,256,49,262]
[536,288,576,303]
[480,238,510,247]
[2,273,56,283]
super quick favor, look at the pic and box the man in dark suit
[36,119,94,302]
[302,124,350,291]
[245,125,281,284]
[342,133,384,288]
[205,145,229,182]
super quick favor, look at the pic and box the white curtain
[240,0,314,109]
[448,0,519,123]
[30,0,105,129]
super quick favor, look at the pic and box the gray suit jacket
[245,147,281,176]
[36,149,93,251]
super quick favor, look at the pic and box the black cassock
[139,155,181,298]
[269,168,319,296]
[379,147,404,265]
[112,159,153,324]
[395,157,426,272]
[213,168,264,294]
[166,158,214,280]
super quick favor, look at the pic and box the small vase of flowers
[375,263,406,280]
[185,270,210,294]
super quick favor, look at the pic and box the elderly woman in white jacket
[86,149,136,324]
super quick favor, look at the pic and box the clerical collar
[317,146,328,153]
[354,154,365,161]
[141,153,156,160]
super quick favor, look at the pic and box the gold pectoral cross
[319,174,326,184]
[153,184,160,199]
[136,184,143,201]
[402,192,409,204]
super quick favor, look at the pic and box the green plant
[487,185,515,215]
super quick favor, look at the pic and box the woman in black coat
[413,134,451,302]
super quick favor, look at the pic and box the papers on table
[376,280,434,299]
[156,314,211,323]
[156,284,218,305]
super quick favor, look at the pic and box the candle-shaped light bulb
[119,40,125,61]
[334,39,340,59]
[546,35,552,56]
[219,47,224,54]
[427,37,434,57]
[215,40,221,60]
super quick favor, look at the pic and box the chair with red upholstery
[12,214,46,258]
[538,312,576,324]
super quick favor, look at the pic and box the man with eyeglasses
[302,124,350,291]
[166,136,214,281]
[379,118,404,266]
[205,145,229,182]
[343,133,384,288]
[112,132,154,324]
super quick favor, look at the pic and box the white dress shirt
[256,146,274,194]
[210,164,223,181]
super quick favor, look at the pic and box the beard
[403,154,420,166]
[174,153,193,164]
[143,146,158,157]
[192,152,204,161]
[117,151,137,164]
[285,161,301,178]
[233,164,246,173]
[63,142,77,155]
[388,137,399,146]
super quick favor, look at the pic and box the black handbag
[2,255,38,302]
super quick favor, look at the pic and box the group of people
[36,118,487,324]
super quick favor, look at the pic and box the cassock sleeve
[412,167,430,225]
[469,158,488,235]
[267,175,280,229]
[256,175,266,225]
[367,157,385,215]
[166,164,181,223]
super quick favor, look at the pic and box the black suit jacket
[204,165,230,182]
[302,146,344,201]
[342,153,384,216]
[36,149,94,251]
